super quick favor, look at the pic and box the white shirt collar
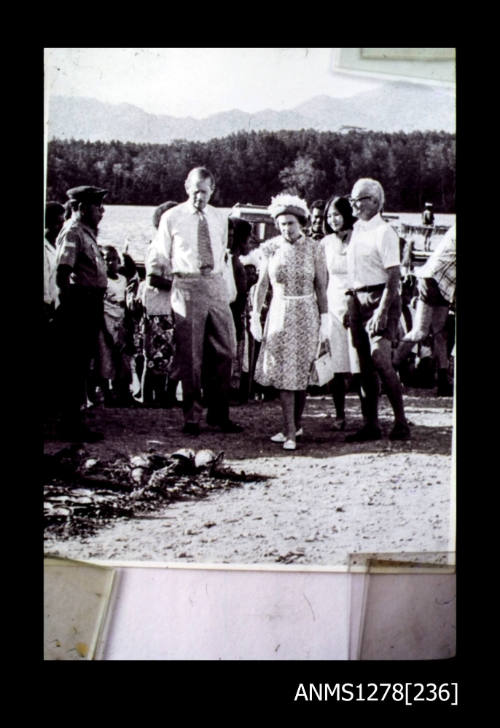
[354,212,383,231]
[189,202,209,216]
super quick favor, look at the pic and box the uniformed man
[54,186,108,441]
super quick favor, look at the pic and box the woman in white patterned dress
[250,195,329,450]
[321,196,361,430]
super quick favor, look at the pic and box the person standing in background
[394,224,456,397]
[44,202,65,316]
[44,201,65,414]
[228,217,254,402]
[309,200,326,241]
[140,201,179,407]
[422,202,435,252]
[96,245,135,407]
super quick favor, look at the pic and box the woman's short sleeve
[260,237,280,259]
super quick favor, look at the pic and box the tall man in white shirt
[153,167,243,436]
[344,178,410,441]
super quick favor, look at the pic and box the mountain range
[47,82,455,144]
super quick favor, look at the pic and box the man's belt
[174,269,219,279]
[346,283,386,296]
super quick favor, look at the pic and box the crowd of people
[44,167,456,447]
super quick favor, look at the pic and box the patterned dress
[254,235,323,390]
[141,285,175,377]
[142,244,176,377]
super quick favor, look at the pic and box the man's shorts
[347,288,401,346]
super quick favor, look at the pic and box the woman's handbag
[309,340,334,387]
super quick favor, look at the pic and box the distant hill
[47,82,455,144]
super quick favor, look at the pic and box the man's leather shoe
[389,422,411,440]
[345,425,382,442]
[182,422,200,436]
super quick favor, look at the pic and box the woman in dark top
[228,217,254,401]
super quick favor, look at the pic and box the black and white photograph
[43,47,456,577]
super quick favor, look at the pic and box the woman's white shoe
[283,439,296,450]
[270,432,286,443]
[270,428,303,443]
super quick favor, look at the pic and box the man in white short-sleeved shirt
[152,167,242,435]
[344,177,410,442]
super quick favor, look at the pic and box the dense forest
[46,129,455,212]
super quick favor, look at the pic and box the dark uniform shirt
[56,220,108,289]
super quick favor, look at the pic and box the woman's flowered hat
[267,194,310,222]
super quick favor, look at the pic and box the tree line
[46,128,455,212]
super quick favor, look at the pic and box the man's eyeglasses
[349,195,372,205]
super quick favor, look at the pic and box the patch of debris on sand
[44,445,267,539]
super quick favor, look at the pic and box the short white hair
[352,178,385,212]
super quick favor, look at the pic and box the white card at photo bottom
[44,557,117,660]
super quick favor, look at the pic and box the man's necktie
[197,212,214,271]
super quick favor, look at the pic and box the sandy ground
[43,389,454,568]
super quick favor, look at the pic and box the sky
[44,48,382,118]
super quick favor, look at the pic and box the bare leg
[430,307,450,368]
[431,307,453,396]
[279,390,296,441]
[434,334,448,370]
[392,339,415,367]
[348,305,380,428]
[165,377,179,407]
[331,373,346,420]
[351,373,368,421]
[372,339,408,428]
[358,365,380,429]
[294,390,307,431]
[404,299,434,342]
[345,294,382,440]
[141,366,154,406]
[152,374,168,407]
